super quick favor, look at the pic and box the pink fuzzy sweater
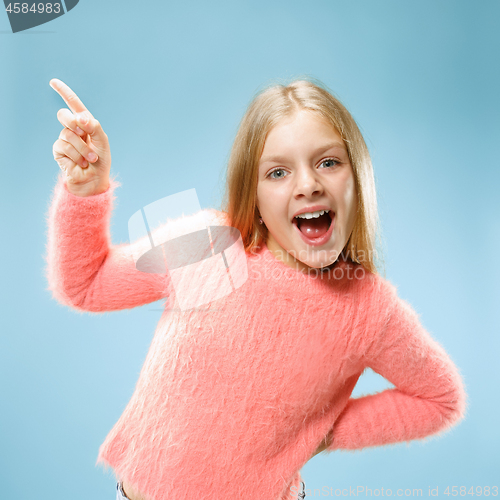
[45,174,467,500]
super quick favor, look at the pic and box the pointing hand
[50,78,112,197]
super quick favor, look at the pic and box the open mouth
[292,210,333,239]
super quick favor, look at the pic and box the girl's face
[256,109,358,271]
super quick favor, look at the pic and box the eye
[267,168,288,180]
[320,158,340,169]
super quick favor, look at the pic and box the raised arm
[327,280,467,451]
[45,79,170,312]
[45,173,170,312]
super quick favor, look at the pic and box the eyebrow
[259,141,347,165]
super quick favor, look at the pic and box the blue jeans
[116,480,306,499]
[298,480,307,498]
[116,482,129,500]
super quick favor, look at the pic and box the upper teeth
[295,209,329,219]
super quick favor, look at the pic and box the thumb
[76,112,109,153]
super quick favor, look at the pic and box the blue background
[1,1,499,499]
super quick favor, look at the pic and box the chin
[292,254,337,272]
[292,245,340,269]
[304,259,336,270]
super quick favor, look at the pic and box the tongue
[296,213,330,238]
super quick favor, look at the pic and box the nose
[293,165,324,199]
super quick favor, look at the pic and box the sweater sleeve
[327,279,467,451]
[44,173,170,313]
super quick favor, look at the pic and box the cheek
[256,185,275,221]
[255,184,264,212]
[341,175,357,212]
[256,184,286,218]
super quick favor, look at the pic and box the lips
[291,205,333,221]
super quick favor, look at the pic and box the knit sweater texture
[45,174,467,500]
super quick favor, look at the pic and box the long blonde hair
[220,77,384,275]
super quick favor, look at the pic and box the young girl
[45,78,467,500]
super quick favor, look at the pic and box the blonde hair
[220,77,384,275]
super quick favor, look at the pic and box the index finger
[49,78,88,115]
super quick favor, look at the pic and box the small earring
[259,217,263,225]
